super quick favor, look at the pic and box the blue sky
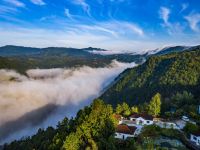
[0,0,200,52]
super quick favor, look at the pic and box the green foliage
[115,102,131,116]
[0,46,145,74]
[4,127,56,150]
[63,99,116,150]
[138,102,149,113]
[148,93,161,116]
[62,132,82,150]
[131,106,139,113]
[143,137,155,150]
[183,122,199,135]
[139,125,162,138]
[172,91,194,108]
[101,49,200,112]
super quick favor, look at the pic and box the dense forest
[101,48,200,114]
[3,100,117,150]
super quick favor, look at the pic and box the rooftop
[192,131,200,137]
[116,124,137,135]
[130,113,153,120]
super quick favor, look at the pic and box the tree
[148,93,161,116]
[63,99,116,149]
[122,102,131,116]
[184,122,199,135]
[131,106,139,113]
[115,102,131,116]
[116,104,123,114]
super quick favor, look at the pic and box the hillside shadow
[0,104,58,142]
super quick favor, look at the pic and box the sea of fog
[0,60,137,144]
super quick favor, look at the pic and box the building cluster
[114,113,200,146]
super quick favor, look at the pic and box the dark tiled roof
[192,131,200,137]
[116,124,137,135]
[129,113,153,120]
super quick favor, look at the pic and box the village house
[129,113,154,126]
[155,120,180,129]
[190,132,200,146]
[115,124,137,140]
[182,116,190,122]
[174,120,186,129]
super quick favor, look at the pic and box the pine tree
[148,93,161,116]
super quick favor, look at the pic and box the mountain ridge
[100,47,200,112]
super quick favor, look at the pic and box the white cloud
[77,24,119,37]
[159,7,170,25]
[185,13,200,32]
[87,49,133,55]
[73,0,91,17]
[0,19,198,52]
[159,7,184,35]
[0,20,145,50]
[30,0,45,5]
[110,0,125,2]
[0,61,137,143]
[180,3,188,12]
[3,0,25,8]
[64,8,73,20]
[0,5,18,14]
[124,22,144,36]
[39,15,56,21]
[92,21,144,37]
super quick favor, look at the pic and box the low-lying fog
[0,60,137,144]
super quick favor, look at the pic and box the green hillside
[101,48,200,112]
[0,46,145,74]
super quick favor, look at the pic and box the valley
[0,45,200,149]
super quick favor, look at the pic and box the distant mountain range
[0,45,199,74]
[0,46,144,73]
[0,45,106,57]
[1,44,199,57]
[146,45,200,56]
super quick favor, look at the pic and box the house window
[193,136,197,140]
[139,120,143,125]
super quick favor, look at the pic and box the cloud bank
[0,60,137,144]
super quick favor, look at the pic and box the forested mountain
[0,45,199,74]
[0,46,145,73]
[3,100,117,150]
[101,47,200,112]
[2,47,200,150]
[145,45,200,56]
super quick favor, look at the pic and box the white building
[129,113,154,126]
[182,116,189,122]
[115,124,137,140]
[174,120,186,129]
[155,121,180,129]
[190,132,200,145]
